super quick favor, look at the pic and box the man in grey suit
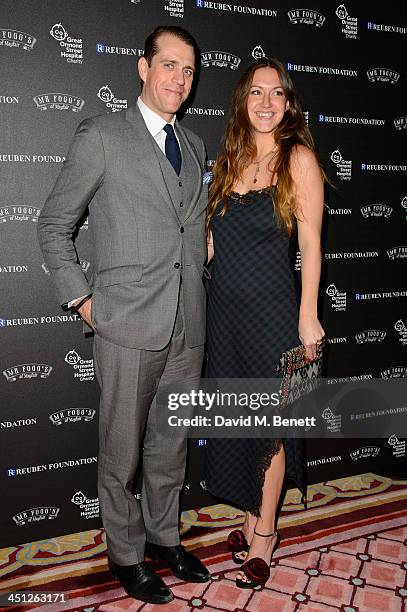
[38,25,209,604]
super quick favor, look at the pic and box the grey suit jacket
[37,105,207,350]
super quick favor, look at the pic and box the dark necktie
[163,123,181,175]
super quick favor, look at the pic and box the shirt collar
[137,96,176,138]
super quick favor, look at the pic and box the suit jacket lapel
[124,105,180,221]
[176,124,203,221]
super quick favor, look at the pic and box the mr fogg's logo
[350,446,380,461]
[97,85,127,112]
[49,408,96,426]
[201,50,241,70]
[12,507,60,526]
[355,330,386,344]
[3,364,52,382]
[49,22,83,64]
[387,246,407,260]
[33,92,85,113]
[287,9,325,27]
[330,149,352,181]
[0,205,41,223]
[367,68,400,84]
[335,4,358,39]
[360,204,393,218]
[0,29,36,50]
[381,366,407,379]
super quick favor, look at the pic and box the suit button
[179,181,182,187]
[174,262,181,269]
[180,201,183,207]
[180,227,184,233]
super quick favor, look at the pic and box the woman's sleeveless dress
[205,187,305,514]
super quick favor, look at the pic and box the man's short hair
[143,25,197,66]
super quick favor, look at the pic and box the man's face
[138,33,195,122]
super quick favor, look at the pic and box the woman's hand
[298,315,325,360]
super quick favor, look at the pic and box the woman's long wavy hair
[207,58,323,236]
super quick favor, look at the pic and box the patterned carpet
[0,473,406,611]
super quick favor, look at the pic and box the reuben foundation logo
[327,206,352,215]
[330,149,352,181]
[361,204,393,218]
[355,330,386,344]
[367,21,407,35]
[71,491,99,519]
[49,408,96,426]
[0,29,36,50]
[97,85,127,112]
[287,62,357,77]
[96,43,143,57]
[335,5,358,39]
[350,447,380,461]
[185,107,225,117]
[65,349,94,381]
[288,9,325,27]
[401,196,407,219]
[164,0,184,18]
[367,68,400,84]
[12,507,59,526]
[394,320,407,345]
[201,51,241,70]
[0,205,41,223]
[3,364,52,382]
[33,93,84,112]
[388,435,406,458]
[361,162,407,172]
[326,283,347,311]
[50,23,83,64]
[0,95,19,104]
[195,2,277,17]
[319,114,385,127]
[307,455,341,467]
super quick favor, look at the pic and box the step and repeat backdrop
[1,0,406,546]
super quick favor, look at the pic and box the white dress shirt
[68,98,179,308]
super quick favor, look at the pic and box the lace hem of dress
[247,439,283,517]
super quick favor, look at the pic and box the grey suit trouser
[93,293,204,565]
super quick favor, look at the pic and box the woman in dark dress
[205,58,326,589]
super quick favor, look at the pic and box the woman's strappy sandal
[227,529,249,565]
[235,528,280,589]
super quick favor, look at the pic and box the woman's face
[246,67,289,135]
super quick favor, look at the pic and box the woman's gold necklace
[251,149,277,184]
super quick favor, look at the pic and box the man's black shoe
[108,559,174,604]
[145,542,210,583]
